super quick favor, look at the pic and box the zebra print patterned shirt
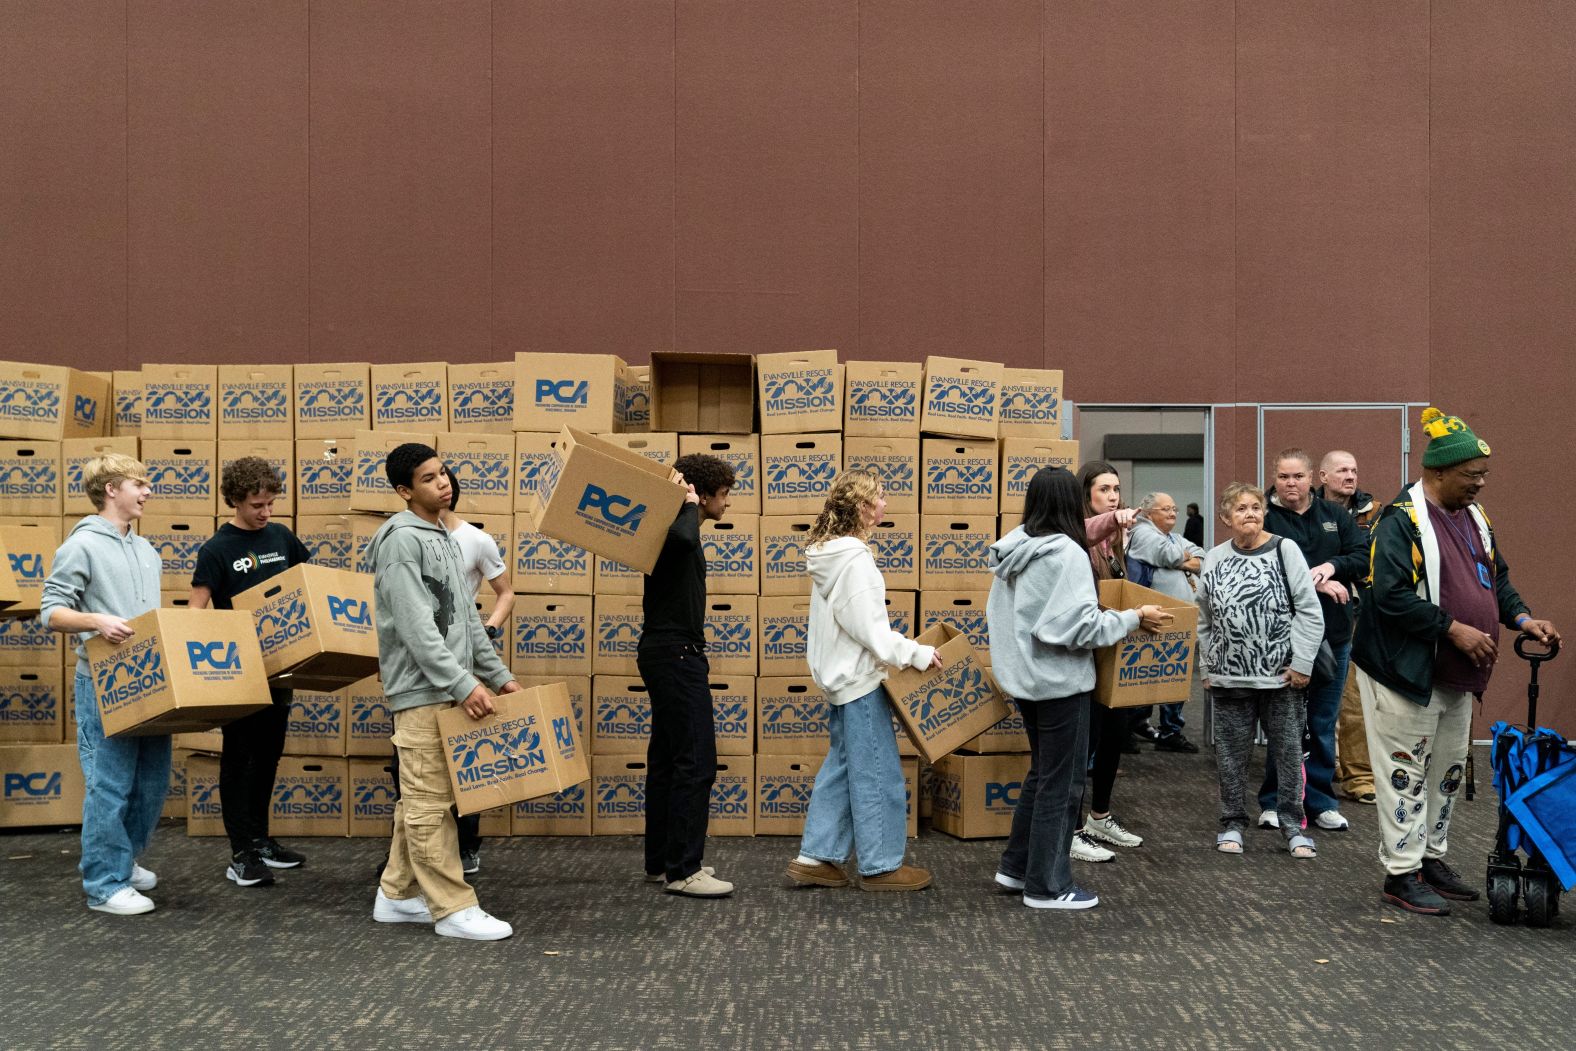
[1196,535,1325,689]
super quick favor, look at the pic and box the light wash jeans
[75,669,171,905]
[798,688,906,876]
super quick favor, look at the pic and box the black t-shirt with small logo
[191,522,312,609]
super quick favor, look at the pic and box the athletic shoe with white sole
[1024,886,1099,910]
[1070,832,1115,863]
[373,888,433,924]
[130,864,157,891]
[1314,810,1349,831]
[88,887,156,916]
[1257,811,1281,830]
[1083,814,1143,848]
[461,850,480,876]
[434,906,513,941]
[994,872,1025,891]
[255,839,306,869]
[227,851,275,888]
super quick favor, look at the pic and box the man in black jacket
[1353,408,1558,915]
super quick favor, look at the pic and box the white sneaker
[434,906,513,941]
[1070,832,1115,864]
[373,888,433,924]
[1084,814,1143,848]
[89,886,156,916]
[1257,811,1281,830]
[1314,810,1349,831]
[994,871,1025,891]
[130,864,157,891]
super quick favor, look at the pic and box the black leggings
[1085,699,1133,815]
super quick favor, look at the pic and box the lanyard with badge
[1441,510,1493,589]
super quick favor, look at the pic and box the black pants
[1000,693,1092,899]
[1086,699,1135,815]
[638,644,716,882]
[220,687,290,854]
[388,748,481,855]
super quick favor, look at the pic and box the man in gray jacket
[1126,493,1206,753]
[366,443,521,942]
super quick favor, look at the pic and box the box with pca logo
[512,515,592,595]
[591,754,647,835]
[1094,579,1199,708]
[137,517,215,590]
[709,677,754,756]
[294,439,352,516]
[346,757,397,836]
[437,681,589,817]
[757,349,842,435]
[438,432,514,517]
[0,363,109,443]
[217,365,294,441]
[930,752,1030,838]
[756,676,828,755]
[343,675,394,757]
[759,516,813,597]
[617,364,651,435]
[883,622,1012,764]
[510,595,592,677]
[760,433,841,517]
[997,367,1064,438]
[1,743,86,827]
[139,364,219,441]
[447,362,515,435]
[920,356,1002,441]
[844,361,921,439]
[753,754,821,835]
[296,515,354,572]
[590,676,651,755]
[232,564,380,691]
[704,596,757,676]
[999,438,1080,515]
[678,434,759,515]
[0,667,63,744]
[757,597,810,678]
[592,595,645,676]
[586,435,679,595]
[269,756,348,836]
[284,688,345,756]
[869,515,920,591]
[62,437,138,516]
[85,607,272,737]
[371,362,448,432]
[648,352,755,435]
[349,429,438,514]
[530,427,686,576]
[141,440,218,516]
[185,752,223,835]
[844,436,919,514]
[0,442,61,516]
[514,675,590,756]
[294,364,370,439]
[699,515,759,595]
[709,755,755,836]
[920,515,996,591]
[219,440,294,517]
[513,353,627,434]
[921,438,999,516]
[112,370,141,438]
[0,519,59,620]
[920,591,991,667]
[510,780,591,836]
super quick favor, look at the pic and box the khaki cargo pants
[380,702,477,921]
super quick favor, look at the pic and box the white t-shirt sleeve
[454,521,507,595]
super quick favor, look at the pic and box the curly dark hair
[672,453,736,497]
[385,442,439,492]
[220,455,283,508]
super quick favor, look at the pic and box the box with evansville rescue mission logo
[0,442,61,516]
[510,780,591,836]
[844,361,921,439]
[141,364,218,441]
[920,515,996,591]
[700,515,759,595]
[513,353,626,434]
[1,743,87,827]
[920,357,1002,441]
[709,755,755,836]
[510,595,592,677]
[185,753,223,835]
[219,440,294,517]
[759,516,813,597]
[294,364,370,439]
[590,677,651,755]
[757,597,810,678]
[703,596,757,677]
[0,617,61,667]
[296,515,354,571]
[62,437,138,516]
[437,432,514,517]
[512,514,592,595]
[844,437,919,514]
[618,364,651,435]
[0,667,63,744]
[999,438,1079,515]
[447,362,515,435]
[513,432,560,513]
[344,675,394,757]
[760,433,841,517]
[868,516,919,592]
[85,607,272,737]
[349,429,438,514]
[112,370,141,437]
[269,756,348,837]
[437,681,589,817]
[514,675,590,756]
[710,677,754,756]
[370,363,448,432]
[0,363,108,442]
[757,350,841,435]
[678,434,759,515]
[753,754,821,836]
[921,438,999,516]
[920,592,991,667]
[883,622,1012,764]
[217,365,294,441]
[347,758,397,836]
[284,688,345,756]
[930,752,1030,838]
[295,439,352,516]
[141,441,218,516]
[137,516,215,591]
[592,595,645,677]
[997,367,1063,438]
[591,755,647,835]
[885,591,916,639]
[231,564,380,691]
[756,676,828,755]
[163,749,187,818]
[1093,579,1199,708]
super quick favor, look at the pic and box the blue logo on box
[1119,637,1192,685]
[327,595,372,631]
[759,778,812,803]
[0,688,55,721]
[905,663,991,735]
[186,640,241,673]
[535,379,588,408]
[96,644,167,711]
[1000,386,1060,422]
[3,770,62,799]
[73,394,98,426]
[577,484,646,534]
[926,379,996,420]
[8,551,44,580]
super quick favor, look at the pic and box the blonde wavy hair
[805,470,883,547]
[84,453,149,511]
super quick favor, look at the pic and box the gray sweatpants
[1213,686,1307,840]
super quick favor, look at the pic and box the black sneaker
[255,839,306,869]
[461,849,481,876]
[1155,733,1200,754]
[1421,857,1481,901]
[1134,721,1161,743]
[1382,871,1451,915]
[227,850,275,887]
[1121,734,1143,755]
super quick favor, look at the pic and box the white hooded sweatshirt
[806,536,935,705]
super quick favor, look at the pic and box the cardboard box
[0,617,59,666]
[703,595,758,676]
[999,438,1080,515]
[349,513,384,573]
[231,564,380,690]
[217,365,294,440]
[218,439,294,517]
[886,590,916,639]
[709,755,755,836]
[883,623,1012,764]
[709,677,754,756]
[85,607,273,737]
[161,589,193,609]
[999,513,1023,536]
[512,431,561,512]
[1,743,85,827]
[0,441,62,516]
[514,674,590,754]
[753,753,821,835]
[592,553,642,596]
[920,356,1002,440]
[185,752,223,835]
[510,595,592,677]
[0,666,63,744]
[649,352,754,435]
[844,437,920,515]
[530,427,685,576]
[758,596,811,678]
[163,748,188,818]
[62,437,138,516]
[269,755,349,837]
[284,688,346,756]
[591,754,647,835]
[921,438,999,515]
[112,370,142,437]
[137,517,212,592]
[438,431,514,516]
[512,514,592,595]
[349,429,437,515]
[757,349,841,434]
[756,676,828,755]
[700,515,759,595]
[510,780,591,836]
[0,520,59,619]
[171,728,224,753]
[0,537,21,619]
[294,363,370,439]
[597,431,678,467]
[513,353,625,434]
[931,752,1030,838]
[760,433,841,516]
[592,595,646,676]
[961,704,1029,754]
[997,367,1064,438]
[141,364,218,440]
[618,364,651,434]
[437,681,589,816]
[142,440,218,516]
[0,362,110,442]
[920,591,991,666]
[844,361,922,438]
[448,362,515,434]
[869,515,920,591]
[903,756,919,838]
[296,514,354,571]
[759,516,814,596]
[294,438,352,516]
[920,515,997,591]
[1094,579,1200,708]
[678,434,759,515]
[370,362,448,432]
[590,676,651,755]
[344,675,393,756]
[346,757,397,837]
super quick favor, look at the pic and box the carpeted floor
[2,734,1570,1051]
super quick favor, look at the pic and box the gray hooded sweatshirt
[364,510,513,713]
[985,526,1140,702]
[40,515,162,677]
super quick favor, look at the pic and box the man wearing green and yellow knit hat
[1352,407,1560,916]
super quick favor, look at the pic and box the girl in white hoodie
[786,470,941,892]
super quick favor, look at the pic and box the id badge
[1476,562,1493,589]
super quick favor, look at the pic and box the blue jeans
[1259,641,1349,818]
[75,669,171,904]
[1158,701,1186,737]
[798,688,906,876]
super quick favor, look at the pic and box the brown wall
[3,1,1573,729]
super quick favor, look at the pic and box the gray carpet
[2,738,1569,1051]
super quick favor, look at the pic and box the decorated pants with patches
[381,702,478,921]
[1354,668,1471,876]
